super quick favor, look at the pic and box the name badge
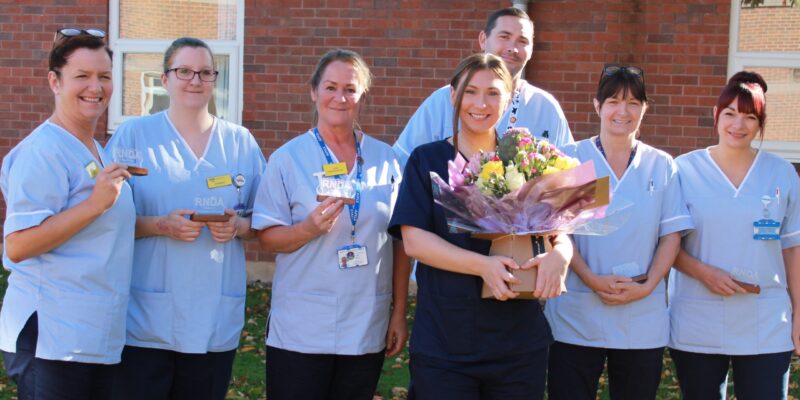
[85,161,100,179]
[754,194,781,240]
[753,219,781,240]
[207,175,233,189]
[323,162,348,177]
[337,244,368,269]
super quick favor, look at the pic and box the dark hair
[449,53,513,146]
[483,7,534,37]
[596,65,648,107]
[714,71,768,137]
[309,48,372,93]
[163,37,215,72]
[309,49,372,127]
[49,35,111,75]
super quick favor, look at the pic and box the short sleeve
[251,151,292,230]
[243,131,268,214]
[780,165,800,249]
[548,101,574,148]
[388,148,434,240]
[2,146,70,236]
[392,88,451,168]
[659,157,694,237]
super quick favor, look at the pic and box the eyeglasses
[601,64,644,80]
[165,67,219,82]
[53,28,106,44]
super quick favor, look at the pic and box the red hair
[714,71,768,137]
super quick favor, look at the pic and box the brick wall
[0,2,109,143]
[739,5,800,52]
[243,0,508,157]
[529,0,730,155]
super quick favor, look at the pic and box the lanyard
[313,128,362,243]
[595,136,638,168]
[504,88,522,133]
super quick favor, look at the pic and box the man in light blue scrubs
[392,7,573,167]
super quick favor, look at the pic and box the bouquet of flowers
[431,128,621,298]
[432,128,611,235]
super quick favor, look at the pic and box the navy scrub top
[389,140,552,362]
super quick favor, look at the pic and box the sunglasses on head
[601,64,644,80]
[53,28,106,44]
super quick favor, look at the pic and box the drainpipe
[512,0,528,12]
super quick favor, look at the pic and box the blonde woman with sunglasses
[0,28,135,399]
[544,65,693,400]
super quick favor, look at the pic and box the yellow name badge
[207,175,233,189]
[323,162,347,177]
[85,161,100,179]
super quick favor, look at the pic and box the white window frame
[107,0,245,133]
[729,0,800,161]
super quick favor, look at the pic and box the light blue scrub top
[106,112,266,353]
[670,149,800,355]
[392,79,574,167]
[545,139,693,349]
[252,130,401,355]
[0,121,135,364]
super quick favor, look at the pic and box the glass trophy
[112,147,148,176]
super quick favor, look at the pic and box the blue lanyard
[595,136,637,167]
[313,128,362,243]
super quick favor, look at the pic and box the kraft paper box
[475,176,611,300]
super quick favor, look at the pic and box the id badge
[337,244,368,269]
[753,219,780,240]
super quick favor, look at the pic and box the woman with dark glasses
[0,28,135,398]
[545,64,693,399]
[669,72,800,399]
[106,37,265,399]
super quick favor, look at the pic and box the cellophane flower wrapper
[430,133,629,236]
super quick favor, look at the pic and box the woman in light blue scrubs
[0,29,135,399]
[106,38,266,400]
[669,72,800,399]
[253,49,411,400]
[545,65,693,400]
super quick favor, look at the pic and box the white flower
[505,164,526,192]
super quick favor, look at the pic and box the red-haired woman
[669,71,800,399]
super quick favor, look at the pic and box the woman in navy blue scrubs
[388,53,572,400]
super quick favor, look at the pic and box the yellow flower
[553,156,579,171]
[542,166,561,175]
[479,161,504,181]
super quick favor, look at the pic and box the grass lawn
[1,267,799,399]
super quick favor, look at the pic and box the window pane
[122,53,231,120]
[743,66,800,142]
[119,0,237,40]
[738,4,800,52]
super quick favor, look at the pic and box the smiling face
[310,60,364,130]
[48,47,112,123]
[715,97,762,150]
[451,68,510,137]
[594,90,647,140]
[479,15,533,79]
[162,46,215,111]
